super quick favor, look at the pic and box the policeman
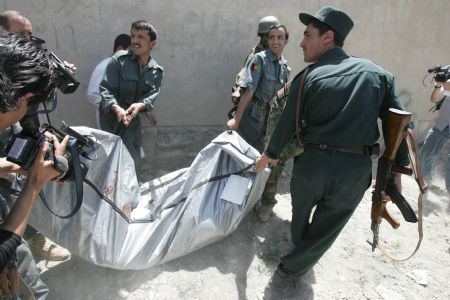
[100,20,163,179]
[227,24,290,152]
[256,6,409,298]
[230,16,280,104]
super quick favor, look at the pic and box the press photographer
[0,31,69,298]
[420,65,450,193]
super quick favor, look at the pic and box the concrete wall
[3,0,449,172]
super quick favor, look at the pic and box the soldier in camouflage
[258,83,303,222]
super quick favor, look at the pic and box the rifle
[370,108,415,250]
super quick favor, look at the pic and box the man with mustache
[99,20,163,179]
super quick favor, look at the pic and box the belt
[304,143,379,157]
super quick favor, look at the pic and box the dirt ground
[36,160,449,300]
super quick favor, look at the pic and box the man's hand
[27,140,61,188]
[112,104,130,126]
[227,118,239,131]
[63,60,77,74]
[231,87,241,104]
[126,103,145,121]
[255,153,278,172]
[44,132,69,156]
[0,157,21,176]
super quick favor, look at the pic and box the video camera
[4,103,94,173]
[428,65,450,83]
[30,36,80,94]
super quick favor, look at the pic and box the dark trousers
[100,112,143,176]
[280,149,372,276]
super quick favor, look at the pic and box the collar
[128,50,158,68]
[266,49,287,65]
[317,47,349,65]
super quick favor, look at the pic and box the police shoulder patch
[251,63,262,73]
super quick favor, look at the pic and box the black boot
[264,265,301,299]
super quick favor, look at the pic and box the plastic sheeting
[28,128,270,270]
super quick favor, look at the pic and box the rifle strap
[375,126,426,261]
[295,67,310,146]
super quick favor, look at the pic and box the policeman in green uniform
[100,20,163,177]
[231,16,280,104]
[227,25,290,152]
[255,6,409,298]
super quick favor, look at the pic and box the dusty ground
[36,160,449,300]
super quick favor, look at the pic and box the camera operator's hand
[126,103,145,122]
[0,140,63,236]
[44,132,69,156]
[0,158,22,176]
[63,60,77,74]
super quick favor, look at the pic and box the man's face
[130,28,154,58]
[268,28,288,57]
[300,24,328,63]
[260,33,269,48]
[0,93,33,131]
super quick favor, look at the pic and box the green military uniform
[99,49,163,173]
[260,83,303,208]
[239,49,289,152]
[264,47,409,277]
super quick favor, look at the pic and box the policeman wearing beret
[256,6,409,298]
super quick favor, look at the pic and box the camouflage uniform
[260,82,303,207]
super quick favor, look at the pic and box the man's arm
[99,57,130,125]
[0,133,67,236]
[227,88,254,130]
[430,81,450,103]
[227,54,263,130]
[87,59,109,107]
[231,47,258,104]
[99,57,121,115]
[126,67,164,121]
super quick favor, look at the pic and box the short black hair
[0,31,56,113]
[310,20,344,47]
[268,24,289,40]
[131,20,157,41]
[113,33,131,52]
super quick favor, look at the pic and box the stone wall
[3,0,449,171]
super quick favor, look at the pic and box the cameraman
[0,31,68,296]
[421,78,450,193]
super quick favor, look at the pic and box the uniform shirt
[99,49,164,114]
[434,92,450,132]
[234,42,265,87]
[241,49,289,103]
[265,47,408,162]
